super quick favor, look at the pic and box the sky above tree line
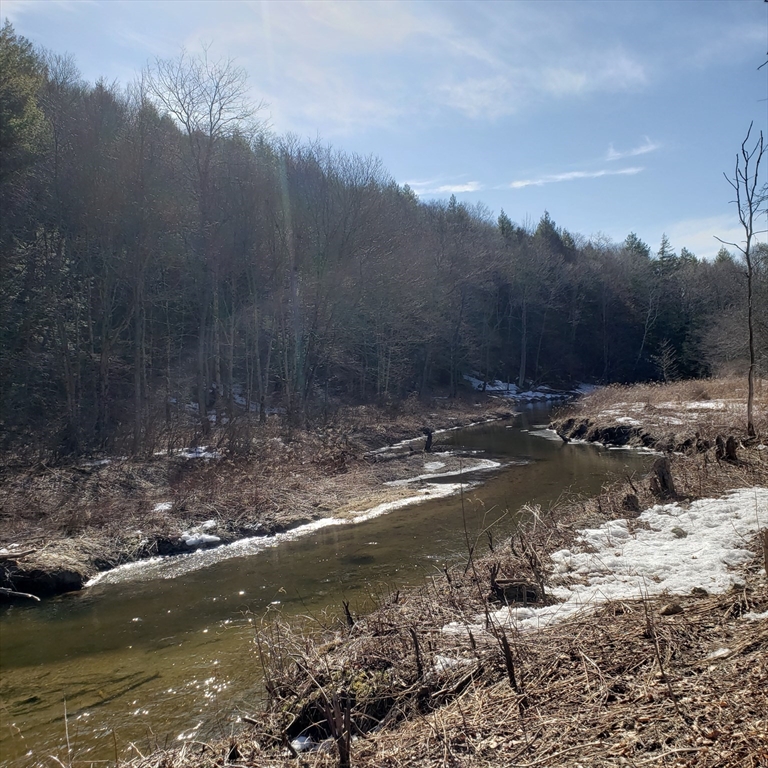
[4,0,767,259]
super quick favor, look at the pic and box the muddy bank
[549,415,714,453]
[551,415,658,448]
[1,400,516,600]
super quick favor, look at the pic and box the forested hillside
[1,23,765,459]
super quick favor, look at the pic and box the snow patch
[444,487,767,636]
[181,519,222,548]
[182,533,221,548]
[179,446,221,460]
[86,482,474,585]
[433,654,473,674]
[464,375,573,402]
[386,458,500,486]
[705,647,732,660]
[348,483,468,522]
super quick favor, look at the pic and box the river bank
[1,397,519,599]
[550,377,768,452]
[122,377,767,768]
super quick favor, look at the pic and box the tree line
[1,23,765,459]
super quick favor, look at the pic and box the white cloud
[437,48,648,121]
[540,67,589,97]
[406,179,483,196]
[663,214,766,261]
[606,136,660,161]
[297,0,423,50]
[437,76,520,120]
[509,166,644,189]
[189,2,654,131]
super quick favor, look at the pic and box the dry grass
[578,376,767,409]
[561,377,768,445]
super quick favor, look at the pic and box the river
[0,409,650,766]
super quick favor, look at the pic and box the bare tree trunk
[227,306,235,418]
[518,295,527,388]
[718,123,764,438]
[56,316,78,453]
[212,278,223,422]
[746,252,755,436]
[535,301,550,382]
[634,290,658,372]
[197,303,210,436]
[132,282,144,454]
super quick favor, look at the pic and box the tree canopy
[0,27,765,459]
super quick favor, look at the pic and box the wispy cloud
[606,136,660,161]
[195,1,655,132]
[509,166,644,189]
[2,0,94,21]
[406,179,483,195]
[665,214,765,261]
[437,77,520,120]
[437,49,648,121]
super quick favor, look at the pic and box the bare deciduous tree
[147,47,264,432]
[717,123,767,437]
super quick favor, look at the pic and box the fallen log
[0,586,41,601]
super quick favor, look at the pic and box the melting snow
[742,609,768,621]
[386,458,500,486]
[181,520,221,548]
[87,481,475,585]
[444,487,767,635]
[433,654,473,674]
[463,375,574,402]
[179,446,221,459]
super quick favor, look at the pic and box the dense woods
[1,24,766,459]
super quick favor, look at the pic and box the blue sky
[5,0,767,258]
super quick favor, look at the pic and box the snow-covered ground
[464,374,591,402]
[385,456,502,486]
[181,519,221,548]
[445,487,767,635]
[151,445,222,460]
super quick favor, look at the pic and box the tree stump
[715,435,739,463]
[650,456,676,499]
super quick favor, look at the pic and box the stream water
[0,409,650,766]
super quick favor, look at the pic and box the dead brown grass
[565,377,768,444]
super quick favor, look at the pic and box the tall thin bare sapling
[716,123,766,438]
